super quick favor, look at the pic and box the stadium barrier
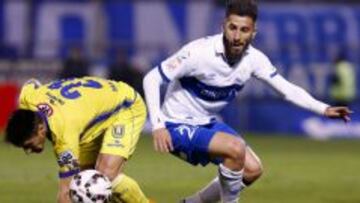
[0,83,19,132]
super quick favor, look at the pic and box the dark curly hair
[5,109,42,147]
[226,0,258,22]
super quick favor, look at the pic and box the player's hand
[324,106,353,122]
[152,128,174,153]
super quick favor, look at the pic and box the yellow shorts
[78,95,147,167]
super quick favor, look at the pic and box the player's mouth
[231,43,244,53]
[32,147,43,153]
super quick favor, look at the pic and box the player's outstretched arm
[152,128,174,153]
[262,74,329,115]
[324,106,353,122]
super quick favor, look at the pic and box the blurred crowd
[59,46,145,96]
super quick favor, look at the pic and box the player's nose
[233,31,241,40]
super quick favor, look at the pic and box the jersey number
[47,78,102,99]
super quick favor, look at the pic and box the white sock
[218,164,244,203]
[183,177,221,203]
[183,173,247,203]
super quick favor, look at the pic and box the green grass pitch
[1,134,360,203]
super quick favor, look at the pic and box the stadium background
[0,0,359,202]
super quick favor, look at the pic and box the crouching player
[5,77,150,203]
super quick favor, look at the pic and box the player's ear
[252,31,257,40]
[38,121,47,138]
[252,26,257,40]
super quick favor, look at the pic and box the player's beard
[223,37,251,65]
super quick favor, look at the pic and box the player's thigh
[100,98,146,160]
[79,135,103,169]
[208,131,246,159]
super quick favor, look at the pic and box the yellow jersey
[19,77,139,177]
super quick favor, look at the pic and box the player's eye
[240,27,251,33]
[228,24,237,30]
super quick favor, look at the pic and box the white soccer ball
[69,170,112,203]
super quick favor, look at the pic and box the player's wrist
[322,105,331,116]
[152,122,165,131]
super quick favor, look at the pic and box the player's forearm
[285,84,329,115]
[57,177,72,203]
[143,68,166,130]
[57,192,71,203]
[268,75,329,115]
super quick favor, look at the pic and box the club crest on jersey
[112,125,124,138]
[36,103,53,117]
[166,51,190,70]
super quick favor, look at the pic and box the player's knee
[95,154,126,181]
[96,165,119,181]
[251,164,263,180]
[226,139,246,161]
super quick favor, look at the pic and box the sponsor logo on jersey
[45,92,65,105]
[106,139,124,148]
[36,103,53,117]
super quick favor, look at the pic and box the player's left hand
[324,106,353,122]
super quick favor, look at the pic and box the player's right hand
[324,106,353,122]
[152,128,174,153]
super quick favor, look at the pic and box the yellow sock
[111,174,149,203]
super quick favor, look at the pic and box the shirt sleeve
[18,79,42,109]
[251,50,278,81]
[52,124,81,179]
[143,43,197,130]
[158,43,196,82]
[143,68,166,130]
[251,50,329,115]
[262,75,329,115]
[54,139,80,179]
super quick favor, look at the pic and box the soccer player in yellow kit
[5,77,150,203]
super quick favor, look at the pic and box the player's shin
[218,164,245,203]
[111,174,149,203]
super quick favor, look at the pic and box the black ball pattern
[70,172,112,203]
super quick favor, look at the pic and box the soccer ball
[69,170,112,203]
